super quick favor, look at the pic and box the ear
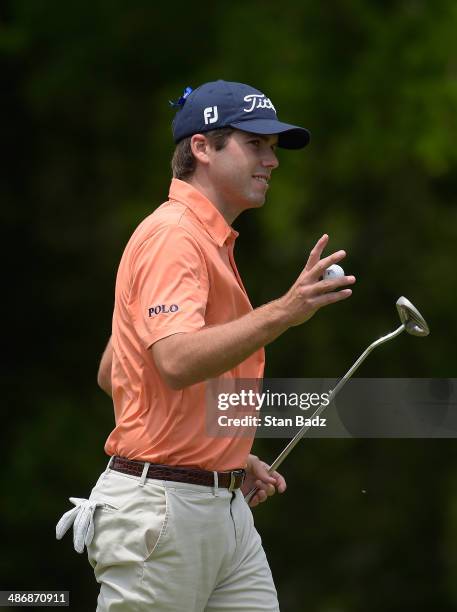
[190,134,210,166]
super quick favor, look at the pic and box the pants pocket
[87,472,168,568]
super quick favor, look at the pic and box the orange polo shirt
[104,178,265,471]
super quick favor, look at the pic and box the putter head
[396,296,430,337]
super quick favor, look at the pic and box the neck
[186,175,239,225]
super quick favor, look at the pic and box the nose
[262,149,279,170]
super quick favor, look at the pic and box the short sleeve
[129,226,209,349]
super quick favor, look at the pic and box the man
[57,80,355,611]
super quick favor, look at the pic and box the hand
[280,234,356,327]
[241,454,286,508]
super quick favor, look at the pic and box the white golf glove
[56,497,104,553]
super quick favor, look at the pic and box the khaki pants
[87,464,279,611]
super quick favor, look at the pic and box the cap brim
[229,118,310,149]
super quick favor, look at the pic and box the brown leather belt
[111,456,246,491]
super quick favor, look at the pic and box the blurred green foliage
[2,0,457,610]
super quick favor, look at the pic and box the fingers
[247,468,287,508]
[255,479,276,495]
[312,250,347,280]
[244,456,287,508]
[311,287,353,308]
[304,234,329,272]
[299,238,356,295]
[247,484,274,508]
[302,239,348,285]
[318,274,356,293]
[271,470,287,494]
[248,489,267,507]
[296,268,355,303]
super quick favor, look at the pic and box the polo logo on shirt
[148,304,179,317]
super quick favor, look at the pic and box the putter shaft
[245,323,406,504]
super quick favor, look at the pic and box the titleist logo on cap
[243,94,276,114]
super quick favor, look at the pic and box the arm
[152,235,355,390]
[97,337,113,397]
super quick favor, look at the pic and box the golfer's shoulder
[129,201,203,257]
[151,198,203,239]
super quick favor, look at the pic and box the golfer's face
[208,130,279,213]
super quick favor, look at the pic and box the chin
[251,195,267,208]
[245,190,266,209]
[241,199,265,212]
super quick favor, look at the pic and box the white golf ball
[324,264,345,279]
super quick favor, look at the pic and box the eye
[249,139,261,147]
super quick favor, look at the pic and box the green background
[2,1,457,610]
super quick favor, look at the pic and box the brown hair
[171,127,235,180]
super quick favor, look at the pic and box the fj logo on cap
[243,94,276,114]
[203,106,218,125]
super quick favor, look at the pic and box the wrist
[260,298,292,336]
[246,454,258,472]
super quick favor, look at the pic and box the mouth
[252,174,270,185]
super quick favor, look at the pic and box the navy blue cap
[171,80,310,150]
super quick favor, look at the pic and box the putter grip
[244,486,258,504]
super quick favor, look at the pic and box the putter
[245,296,430,503]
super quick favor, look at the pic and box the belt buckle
[228,469,245,492]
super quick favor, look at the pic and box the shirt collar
[168,178,238,247]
